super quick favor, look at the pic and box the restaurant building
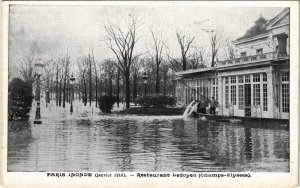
[175,8,290,119]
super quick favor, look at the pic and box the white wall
[234,37,274,58]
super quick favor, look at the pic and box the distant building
[175,8,290,119]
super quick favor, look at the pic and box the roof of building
[266,8,289,29]
[235,8,289,42]
[175,67,216,76]
[236,16,268,41]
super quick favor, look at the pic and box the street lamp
[142,72,148,97]
[34,58,45,124]
[70,73,75,114]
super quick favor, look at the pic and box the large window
[231,85,236,105]
[245,74,250,83]
[253,84,261,106]
[215,87,218,101]
[212,78,218,100]
[282,84,289,113]
[263,84,268,111]
[176,82,184,101]
[196,87,200,100]
[200,86,203,98]
[186,88,189,103]
[225,86,229,108]
[222,73,271,113]
[212,78,216,85]
[192,87,196,100]
[238,85,244,109]
[238,75,244,83]
[263,73,267,82]
[213,87,216,100]
[225,77,229,84]
[282,72,289,113]
[253,73,260,82]
[231,76,236,84]
[282,72,289,82]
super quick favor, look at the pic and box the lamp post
[34,58,45,124]
[142,72,148,97]
[70,73,75,114]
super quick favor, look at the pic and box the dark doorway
[244,84,251,117]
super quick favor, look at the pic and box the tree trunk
[63,76,66,108]
[104,81,107,96]
[133,71,137,100]
[109,77,113,97]
[125,72,130,109]
[211,55,215,67]
[66,81,69,103]
[59,81,62,107]
[56,68,59,106]
[95,77,98,108]
[182,58,187,71]
[89,56,92,107]
[46,77,50,103]
[163,71,167,96]
[50,78,53,101]
[156,64,160,95]
[116,68,120,108]
[79,86,81,102]
[83,77,87,106]
[80,80,83,102]
[99,79,102,97]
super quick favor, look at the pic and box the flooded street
[8,102,289,172]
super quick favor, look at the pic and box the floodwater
[7,103,289,172]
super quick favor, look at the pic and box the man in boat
[210,97,219,115]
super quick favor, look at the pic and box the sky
[8,4,284,77]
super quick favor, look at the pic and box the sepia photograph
[1,1,299,187]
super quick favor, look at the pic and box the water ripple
[8,114,289,172]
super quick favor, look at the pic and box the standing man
[198,98,207,114]
[210,97,218,115]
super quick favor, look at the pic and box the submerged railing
[181,102,264,118]
[219,105,263,118]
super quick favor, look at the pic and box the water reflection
[8,117,289,172]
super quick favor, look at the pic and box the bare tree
[17,43,39,87]
[166,31,195,71]
[58,63,64,107]
[41,59,55,104]
[101,59,117,97]
[150,28,166,95]
[104,14,143,109]
[131,58,140,101]
[62,51,71,108]
[223,36,235,60]
[77,56,88,106]
[116,67,120,107]
[209,31,221,67]
[55,61,60,106]
[161,61,169,96]
[87,49,95,107]
[188,46,207,69]
[91,50,99,108]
